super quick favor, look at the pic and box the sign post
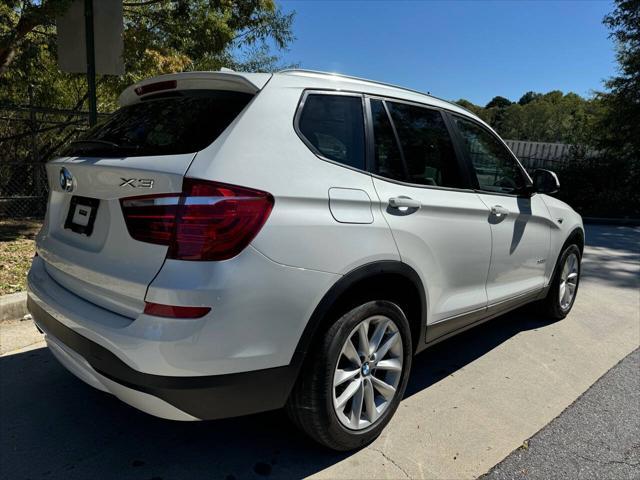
[84,0,97,127]
[57,0,124,126]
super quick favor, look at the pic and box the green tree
[0,0,73,74]
[554,0,639,219]
[482,96,512,133]
[485,95,512,109]
[517,91,541,105]
[453,98,483,116]
[501,91,604,145]
[460,90,604,146]
[0,0,296,111]
[599,0,640,156]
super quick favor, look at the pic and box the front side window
[298,94,365,170]
[375,101,464,188]
[453,116,527,194]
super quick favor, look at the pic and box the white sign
[57,0,124,76]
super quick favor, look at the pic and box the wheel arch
[292,261,427,363]
[547,226,585,290]
[566,226,585,254]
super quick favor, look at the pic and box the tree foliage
[485,95,512,109]
[517,91,541,106]
[552,0,640,219]
[599,0,640,157]
[454,1,638,156]
[453,0,640,219]
[455,91,605,146]
[0,0,296,111]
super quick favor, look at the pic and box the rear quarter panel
[185,75,400,275]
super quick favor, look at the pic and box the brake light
[120,179,273,261]
[134,80,177,96]
[144,302,210,319]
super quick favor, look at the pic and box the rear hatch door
[37,79,260,318]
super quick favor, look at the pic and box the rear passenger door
[367,98,492,326]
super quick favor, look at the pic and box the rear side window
[370,100,405,181]
[385,102,464,188]
[63,90,253,157]
[298,94,365,170]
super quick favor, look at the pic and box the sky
[276,0,617,106]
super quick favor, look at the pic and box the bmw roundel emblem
[59,167,74,192]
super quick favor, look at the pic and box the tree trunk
[0,15,39,75]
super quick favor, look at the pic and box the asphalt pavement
[1,224,638,479]
[485,348,639,480]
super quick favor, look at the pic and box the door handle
[491,205,510,217]
[388,197,421,209]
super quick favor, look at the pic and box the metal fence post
[84,0,98,127]
[28,84,43,215]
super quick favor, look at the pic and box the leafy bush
[554,155,640,219]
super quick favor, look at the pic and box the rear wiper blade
[69,139,120,148]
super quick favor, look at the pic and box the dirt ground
[0,218,41,295]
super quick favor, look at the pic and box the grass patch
[0,219,41,295]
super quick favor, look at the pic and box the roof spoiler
[119,71,272,106]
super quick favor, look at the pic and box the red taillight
[120,179,273,261]
[144,302,210,318]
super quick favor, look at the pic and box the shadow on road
[581,225,639,290]
[0,307,551,480]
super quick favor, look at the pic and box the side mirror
[533,169,560,194]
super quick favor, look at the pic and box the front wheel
[539,244,582,320]
[286,300,413,451]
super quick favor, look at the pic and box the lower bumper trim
[28,296,298,420]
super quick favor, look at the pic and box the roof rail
[277,68,434,98]
[277,69,475,115]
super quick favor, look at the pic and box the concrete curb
[0,291,28,323]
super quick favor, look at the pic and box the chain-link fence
[0,102,110,219]
[0,162,49,218]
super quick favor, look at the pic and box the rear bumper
[29,297,298,420]
[26,238,338,419]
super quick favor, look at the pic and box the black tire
[286,300,413,451]
[539,244,582,320]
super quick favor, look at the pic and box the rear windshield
[63,90,253,157]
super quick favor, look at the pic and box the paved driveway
[485,348,639,479]
[1,225,638,479]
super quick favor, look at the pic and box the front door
[368,98,492,324]
[450,115,550,305]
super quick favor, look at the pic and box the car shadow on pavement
[581,225,640,291]
[0,344,349,479]
[0,306,552,480]
[404,307,553,398]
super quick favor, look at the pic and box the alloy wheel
[332,315,404,430]
[559,252,579,310]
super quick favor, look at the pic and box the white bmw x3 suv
[27,69,583,450]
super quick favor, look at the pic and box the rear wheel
[286,300,412,451]
[539,244,581,320]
